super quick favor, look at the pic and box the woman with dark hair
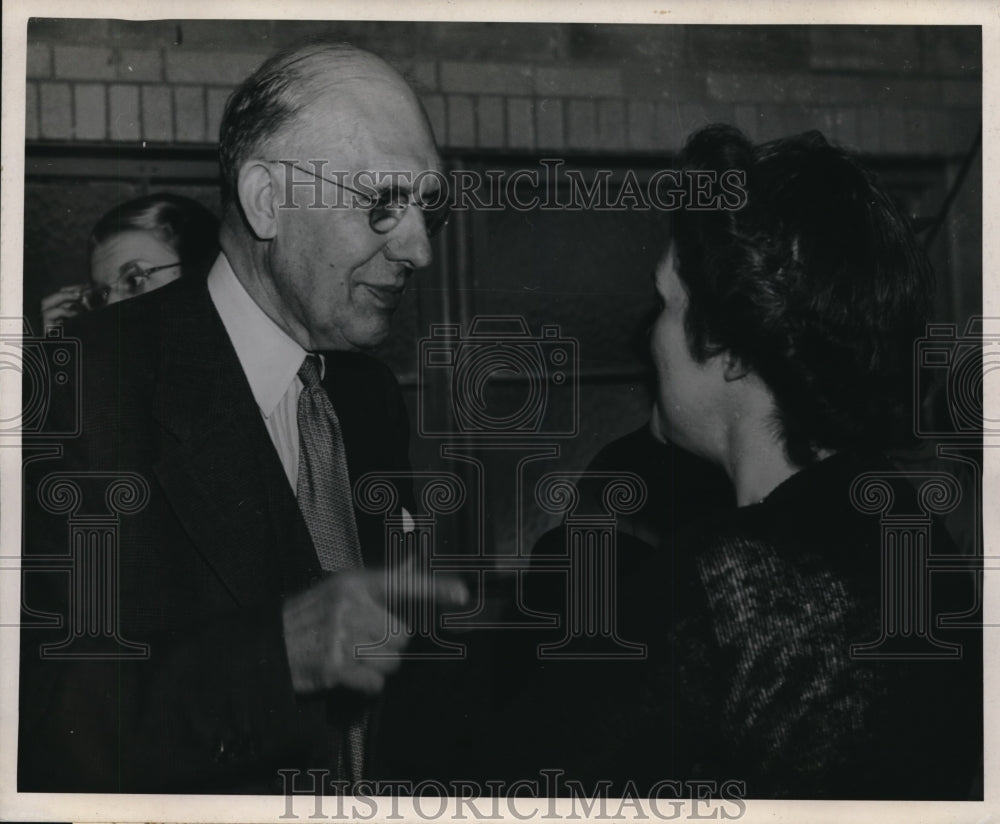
[41,192,219,327]
[494,125,979,802]
[655,125,930,475]
[638,124,981,798]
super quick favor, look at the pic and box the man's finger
[427,573,471,608]
[367,567,469,610]
[346,605,407,646]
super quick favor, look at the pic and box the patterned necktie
[296,354,362,572]
[295,354,367,783]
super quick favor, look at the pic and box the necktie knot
[298,354,322,389]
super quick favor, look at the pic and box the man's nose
[385,206,434,270]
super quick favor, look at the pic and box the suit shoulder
[64,278,194,350]
[326,350,398,377]
[62,279,215,416]
[325,351,403,396]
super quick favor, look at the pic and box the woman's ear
[237,160,279,240]
[723,351,751,382]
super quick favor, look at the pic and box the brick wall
[24,20,980,156]
[20,21,983,557]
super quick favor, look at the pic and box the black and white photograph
[0,2,994,821]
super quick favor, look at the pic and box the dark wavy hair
[671,124,933,466]
[88,193,219,279]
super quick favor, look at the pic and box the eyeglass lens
[368,186,450,236]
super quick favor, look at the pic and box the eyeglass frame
[83,261,181,310]
[268,161,451,238]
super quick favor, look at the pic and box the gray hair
[217,39,390,207]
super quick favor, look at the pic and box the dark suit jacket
[18,275,413,793]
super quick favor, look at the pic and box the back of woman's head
[89,193,220,279]
[672,124,933,465]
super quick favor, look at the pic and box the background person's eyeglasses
[278,162,451,237]
[83,261,181,309]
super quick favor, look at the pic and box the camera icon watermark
[0,317,80,439]
[914,317,999,439]
[850,316,1000,657]
[418,316,579,438]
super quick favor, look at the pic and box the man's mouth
[361,283,405,310]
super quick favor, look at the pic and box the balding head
[215,39,442,353]
[218,40,431,208]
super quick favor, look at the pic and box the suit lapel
[150,281,321,605]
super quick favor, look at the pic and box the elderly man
[19,40,464,794]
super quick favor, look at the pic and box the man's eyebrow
[373,180,409,193]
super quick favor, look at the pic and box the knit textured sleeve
[693,535,876,797]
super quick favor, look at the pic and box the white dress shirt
[207,253,307,491]
[207,253,415,533]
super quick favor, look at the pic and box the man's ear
[722,351,751,382]
[237,160,279,240]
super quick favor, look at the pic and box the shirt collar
[207,253,307,418]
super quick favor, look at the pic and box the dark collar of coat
[147,277,322,605]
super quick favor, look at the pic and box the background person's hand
[40,284,91,329]
[282,563,469,695]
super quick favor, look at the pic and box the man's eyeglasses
[83,261,181,309]
[277,163,451,238]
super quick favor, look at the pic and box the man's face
[264,71,442,351]
[649,246,726,461]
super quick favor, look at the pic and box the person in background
[39,192,219,328]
